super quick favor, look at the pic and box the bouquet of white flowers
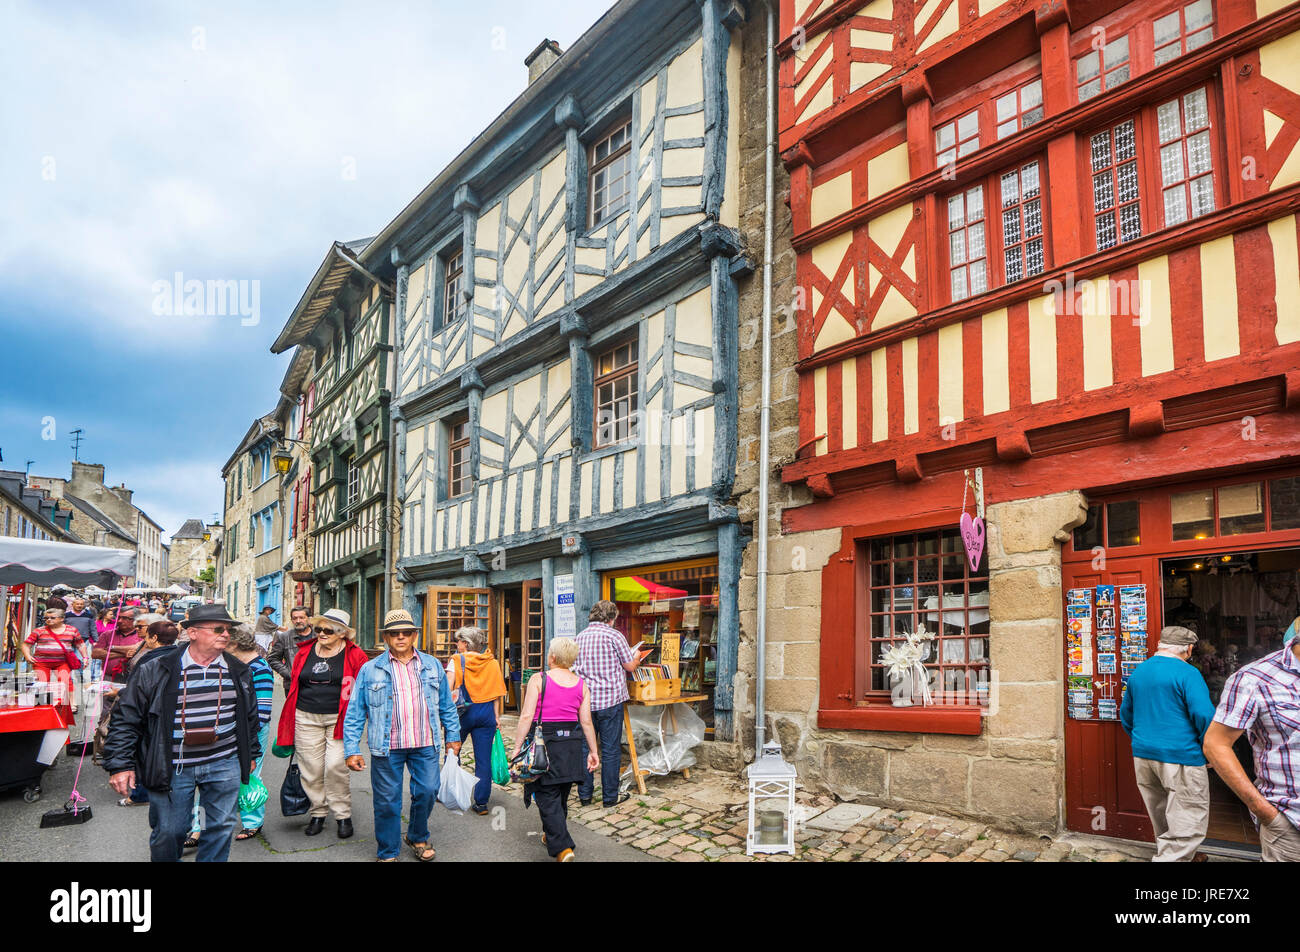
[881,625,935,707]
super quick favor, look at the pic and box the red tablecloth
[0,704,67,733]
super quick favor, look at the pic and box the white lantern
[746,738,797,856]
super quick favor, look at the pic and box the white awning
[0,537,136,589]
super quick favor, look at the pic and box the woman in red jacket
[274,608,369,838]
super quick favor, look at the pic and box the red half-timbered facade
[771,0,1300,843]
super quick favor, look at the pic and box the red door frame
[1061,465,1300,839]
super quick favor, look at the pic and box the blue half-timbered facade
[362,0,749,737]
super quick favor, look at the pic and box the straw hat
[379,609,419,634]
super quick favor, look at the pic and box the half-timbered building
[762,0,1300,847]
[270,239,394,649]
[360,0,751,738]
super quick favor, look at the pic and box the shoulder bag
[508,672,549,782]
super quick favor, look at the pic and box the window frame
[592,336,640,449]
[587,118,633,230]
[992,77,1044,142]
[1075,31,1132,103]
[1080,82,1223,255]
[1152,0,1215,68]
[440,244,466,330]
[345,456,360,514]
[943,154,1051,305]
[930,60,1043,173]
[448,414,472,499]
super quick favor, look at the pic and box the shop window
[1076,34,1130,102]
[1073,504,1103,551]
[1157,87,1215,226]
[1106,500,1142,547]
[1153,0,1214,67]
[866,530,989,702]
[994,79,1043,140]
[934,109,979,168]
[589,119,632,228]
[999,159,1045,284]
[1271,476,1300,530]
[424,586,491,659]
[1090,119,1142,251]
[1219,482,1265,536]
[606,561,719,727]
[594,338,638,447]
[1171,489,1214,540]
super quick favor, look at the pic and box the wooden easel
[622,694,709,795]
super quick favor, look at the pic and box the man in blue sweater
[1119,625,1215,861]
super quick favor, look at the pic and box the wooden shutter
[423,586,493,660]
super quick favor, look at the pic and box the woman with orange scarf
[448,626,507,815]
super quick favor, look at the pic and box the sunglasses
[313,626,340,635]
[196,625,232,634]
[386,630,416,637]
[134,623,150,630]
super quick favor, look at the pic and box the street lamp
[272,448,293,475]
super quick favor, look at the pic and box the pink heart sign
[959,512,985,572]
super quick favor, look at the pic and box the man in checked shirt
[1203,616,1300,861]
[575,600,642,808]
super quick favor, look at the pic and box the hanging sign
[554,574,575,640]
[959,469,986,572]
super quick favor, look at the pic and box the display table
[623,694,709,795]
[0,704,70,801]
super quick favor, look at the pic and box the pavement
[0,689,654,863]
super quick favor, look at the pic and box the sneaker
[473,804,489,816]
[556,848,575,862]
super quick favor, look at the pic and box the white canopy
[165,584,190,595]
[0,537,136,589]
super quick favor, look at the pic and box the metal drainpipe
[755,0,776,754]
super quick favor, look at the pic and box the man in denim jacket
[344,609,461,861]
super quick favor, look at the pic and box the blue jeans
[370,746,440,860]
[148,755,241,862]
[459,701,497,809]
[578,703,624,805]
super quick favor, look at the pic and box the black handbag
[509,674,549,782]
[280,754,310,816]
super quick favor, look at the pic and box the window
[346,458,360,513]
[1153,0,1214,67]
[262,509,274,551]
[260,448,270,483]
[946,185,988,301]
[1090,119,1142,250]
[994,79,1043,140]
[248,515,255,549]
[442,248,465,327]
[1107,500,1142,547]
[237,466,242,498]
[589,120,632,227]
[448,417,471,498]
[866,531,990,702]
[594,338,639,447]
[999,160,1045,284]
[1076,34,1130,102]
[1157,87,1215,226]
[935,109,979,168]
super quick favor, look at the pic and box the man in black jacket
[103,604,261,863]
[266,605,312,689]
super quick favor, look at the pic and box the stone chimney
[69,460,106,490]
[111,483,133,507]
[525,39,562,85]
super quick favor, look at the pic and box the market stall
[0,538,135,804]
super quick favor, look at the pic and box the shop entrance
[1062,469,1300,849]
[1161,547,1300,847]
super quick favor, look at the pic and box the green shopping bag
[238,775,269,814]
[491,729,511,786]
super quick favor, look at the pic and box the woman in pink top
[512,637,599,862]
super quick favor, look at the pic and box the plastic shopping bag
[491,729,510,786]
[238,775,269,814]
[438,754,476,812]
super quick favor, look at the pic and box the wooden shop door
[1062,556,1162,841]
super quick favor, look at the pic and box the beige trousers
[1259,810,1300,862]
[1133,758,1209,862]
[295,710,351,820]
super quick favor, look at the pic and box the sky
[0,0,615,542]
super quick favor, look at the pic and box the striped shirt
[172,648,239,767]
[24,627,82,667]
[389,655,433,750]
[1213,646,1300,828]
[574,622,634,711]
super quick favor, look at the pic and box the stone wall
[752,492,1087,834]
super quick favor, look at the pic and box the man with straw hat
[343,609,461,861]
[1119,625,1215,861]
[1204,615,1300,861]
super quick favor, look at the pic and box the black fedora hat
[181,603,239,629]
